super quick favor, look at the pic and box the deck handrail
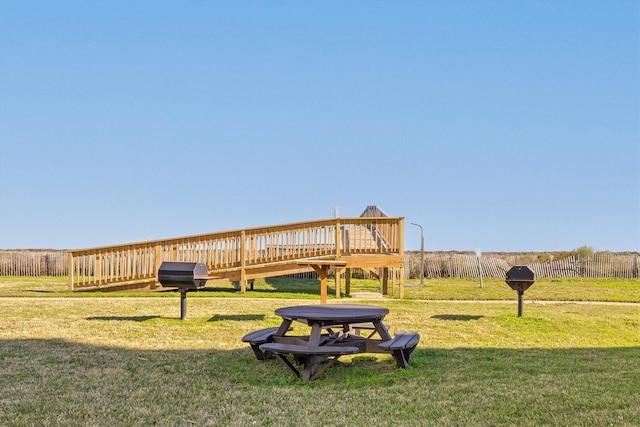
[68,217,404,291]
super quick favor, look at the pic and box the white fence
[404,252,640,279]
[0,251,68,276]
[2,250,639,279]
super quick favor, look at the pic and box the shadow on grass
[208,314,265,322]
[0,340,640,426]
[86,315,161,322]
[263,277,322,292]
[176,277,324,297]
[431,314,484,321]
[191,286,241,294]
[3,337,640,427]
[4,338,639,387]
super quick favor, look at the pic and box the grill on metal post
[158,262,209,320]
[505,265,535,317]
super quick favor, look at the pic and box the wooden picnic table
[274,304,392,345]
[244,304,419,381]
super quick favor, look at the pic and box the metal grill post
[180,289,188,320]
[517,291,524,317]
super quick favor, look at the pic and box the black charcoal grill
[158,262,209,320]
[505,265,536,317]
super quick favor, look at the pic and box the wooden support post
[391,267,396,295]
[382,267,389,295]
[297,260,347,305]
[335,220,341,257]
[154,244,163,288]
[68,252,74,291]
[95,253,101,286]
[398,218,405,299]
[345,268,351,296]
[240,231,247,294]
[319,266,328,304]
[307,265,329,304]
[335,268,341,299]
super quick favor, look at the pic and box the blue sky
[0,0,638,252]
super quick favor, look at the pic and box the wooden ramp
[68,214,406,299]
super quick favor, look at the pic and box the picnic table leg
[301,355,345,381]
[391,347,417,369]
[275,319,293,337]
[301,357,315,381]
[308,323,322,346]
[273,354,301,379]
[373,320,393,341]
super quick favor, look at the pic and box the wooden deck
[68,216,406,297]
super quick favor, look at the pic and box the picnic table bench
[241,326,280,360]
[242,304,420,381]
[378,331,420,368]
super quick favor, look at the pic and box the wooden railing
[68,217,404,291]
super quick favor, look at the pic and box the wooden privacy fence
[67,217,404,291]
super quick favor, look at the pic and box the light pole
[410,223,424,286]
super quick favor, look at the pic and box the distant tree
[573,246,594,257]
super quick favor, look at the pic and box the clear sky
[0,1,638,253]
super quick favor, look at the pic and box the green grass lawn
[1,275,639,302]
[403,276,640,303]
[0,277,639,426]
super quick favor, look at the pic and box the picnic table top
[274,304,389,323]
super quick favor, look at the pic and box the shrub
[537,253,552,262]
[573,246,595,257]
